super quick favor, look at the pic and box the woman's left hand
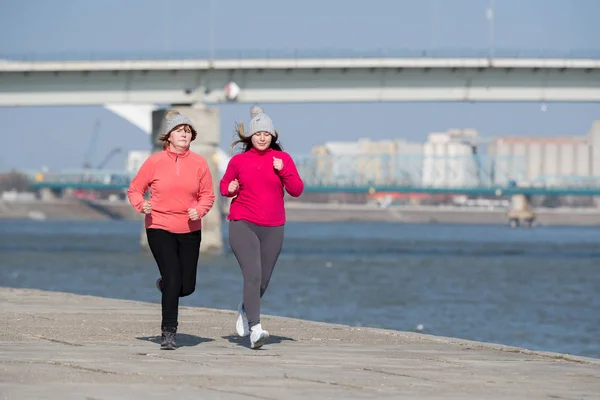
[188,208,200,221]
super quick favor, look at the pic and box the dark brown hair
[230,122,283,153]
[158,111,197,150]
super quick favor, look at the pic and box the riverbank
[1,198,600,226]
[1,287,598,399]
[285,202,600,225]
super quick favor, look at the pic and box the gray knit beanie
[248,105,275,137]
[163,112,197,136]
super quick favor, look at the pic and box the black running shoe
[160,327,176,350]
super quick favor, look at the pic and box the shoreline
[286,202,600,226]
[1,198,600,226]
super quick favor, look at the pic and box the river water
[1,219,598,358]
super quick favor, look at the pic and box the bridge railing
[29,169,135,188]
[3,48,600,62]
[531,175,600,188]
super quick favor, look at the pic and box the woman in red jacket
[127,111,215,350]
[220,106,304,349]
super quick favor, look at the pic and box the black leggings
[229,220,284,328]
[146,228,202,329]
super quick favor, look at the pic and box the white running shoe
[236,301,249,337]
[250,323,270,349]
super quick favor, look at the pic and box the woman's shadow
[136,333,214,348]
[221,334,295,349]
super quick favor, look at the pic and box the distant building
[311,138,423,186]
[422,129,480,188]
[126,151,150,174]
[589,120,600,177]
[308,120,600,190]
[487,121,600,186]
[310,141,362,186]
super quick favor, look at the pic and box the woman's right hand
[228,179,239,194]
[142,201,152,214]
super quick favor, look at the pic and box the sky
[1,0,599,171]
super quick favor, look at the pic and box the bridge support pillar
[140,106,223,254]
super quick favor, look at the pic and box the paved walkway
[1,288,598,399]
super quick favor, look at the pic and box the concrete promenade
[1,288,599,399]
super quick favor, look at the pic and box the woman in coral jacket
[220,106,304,349]
[127,111,215,350]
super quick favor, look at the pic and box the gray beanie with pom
[248,105,275,137]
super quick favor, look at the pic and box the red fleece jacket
[127,148,215,233]
[220,148,304,226]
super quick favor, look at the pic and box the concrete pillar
[140,106,223,254]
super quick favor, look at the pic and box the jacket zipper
[175,155,180,176]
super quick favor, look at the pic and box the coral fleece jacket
[220,148,304,226]
[127,148,215,233]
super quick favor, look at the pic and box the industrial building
[487,120,600,187]
[422,128,480,188]
[125,150,151,174]
[310,120,600,191]
[310,130,482,188]
[310,138,423,187]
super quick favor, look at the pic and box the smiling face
[169,125,193,151]
[251,131,273,151]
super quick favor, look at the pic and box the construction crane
[96,147,122,169]
[82,119,122,170]
[83,120,101,169]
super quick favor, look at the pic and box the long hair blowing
[230,122,283,153]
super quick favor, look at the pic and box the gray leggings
[229,220,284,328]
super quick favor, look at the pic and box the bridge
[24,153,600,197]
[2,49,600,105]
[4,48,600,252]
